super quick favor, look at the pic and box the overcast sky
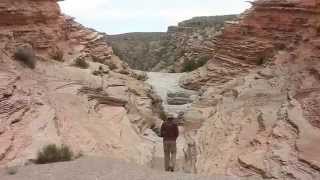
[58,0,251,35]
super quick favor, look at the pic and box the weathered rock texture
[180,0,319,90]
[0,0,66,50]
[107,15,237,72]
[0,0,162,167]
[163,15,237,73]
[107,32,167,71]
[181,0,320,179]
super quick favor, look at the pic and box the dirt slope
[0,157,262,180]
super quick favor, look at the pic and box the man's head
[167,117,174,122]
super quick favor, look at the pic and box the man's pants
[163,141,177,171]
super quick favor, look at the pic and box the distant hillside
[106,15,238,72]
[178,15,238,27]
[106,32,167,71]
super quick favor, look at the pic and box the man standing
[160,117,179,172]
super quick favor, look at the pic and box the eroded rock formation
[0,0,162,167]
[181,0,320,179]
[107,15,237,72]
[0,0,67,50]
[181,0,320,90]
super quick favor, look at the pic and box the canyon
[1,0,320,180]
[107,15,237,72]
[0,0,163,168]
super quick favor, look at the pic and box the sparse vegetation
[14,45,36,69]
[6,166,18,175]
[112,46,122,59]
[182,60,197,72]
[35,144,73,164]
[49,47,64,62]
[178,15,238,28]
[257,56,269,65]
[74,57,89,69]
[197,54,211,65]
[182,55,210,72]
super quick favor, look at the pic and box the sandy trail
[146,72,196,171]
[0,157,261,180]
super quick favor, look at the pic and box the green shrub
[74,57,89,69]
[182,55,210,72]
[182,60,197,72]
[36,144,73,164]
[197,55,210,65]
[14,45,36,69]
[6,167,18,175]
[112,46,122,58]
[257,56,269,65]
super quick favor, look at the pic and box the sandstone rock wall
[106,15,237,72]
[106,32,167,71]
[181,0,320,179]
[0,0,162,167]
[163,15,237,73]
[180,0,320,90]
[0,0,67,50]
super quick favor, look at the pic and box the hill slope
[0,157,261,180]
[107,15,237,72]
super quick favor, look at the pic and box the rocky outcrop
[181,0,320,179]
[180,0,319,90]
[162,15,237,73]
[0,0,162,168]
[106,15,237,72]
[146,72,198,118]
[0,0,67,50]
[106,32,167,71]
[167,91,193,105]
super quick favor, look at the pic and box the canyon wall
[182,0,320,179]
[0,0,67,51]
[106,32,167,71]
[107,15,237,72]
[0,0,161,167]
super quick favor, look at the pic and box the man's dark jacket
[160,121,179,141]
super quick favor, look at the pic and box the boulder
[167,91,193,105]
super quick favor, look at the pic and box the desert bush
[197,54,210,65]
[112,46,122,58]
[35,144,73,164]
[182,55,210,72]
[49,47,64,62]
[182,60,197,72]
[14,45,36,69]
[6,166,18,175]
[257,56,269,65]
[74,57,89,69]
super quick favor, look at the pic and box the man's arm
[160,123,165,137]
[174,124,179,138]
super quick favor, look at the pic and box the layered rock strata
[181,0,320,179]
[0,0,161,167]
[181,0,320,90]
[106,15,237,72]
[0,0,67,50]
